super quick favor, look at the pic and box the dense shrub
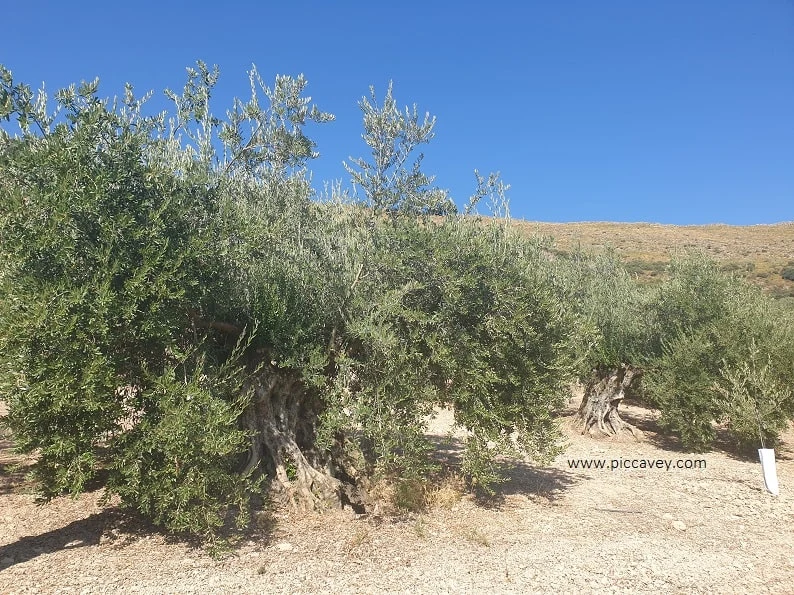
[552,249,652,375]
[0,63,585,536]
[552,246,794,452]
[322,214,580,489]
[0,73,267,537]
[643,254,794,451]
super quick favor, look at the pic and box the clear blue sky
[2,1,792,224]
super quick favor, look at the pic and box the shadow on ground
[0,464,31,497]
[618,403,794,463]
[0,509,133,570]
[426,434,582,509]
[616,405,684,453]
[0,423,38,496]
[0,503,279,571]
[485,460,582,508]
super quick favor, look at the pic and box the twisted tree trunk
[578,364,642,439]
[202,316,366,512]
[239,361,365,512]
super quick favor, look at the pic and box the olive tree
[0,62,587,538]
[559,246,794,452]
[0,63,337,536]
[319,211,581,493]
[0,75,257,536]
[550,250,652,437]
[644,254,794,451]
[343,81,456,215]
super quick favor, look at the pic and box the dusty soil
[2,398,793,594]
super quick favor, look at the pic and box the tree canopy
[1,62,792,541]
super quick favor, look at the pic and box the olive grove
[557,249,794,452]
[2,62,793,542]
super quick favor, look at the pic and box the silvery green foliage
[553,249,652,374]
[643,253,794,451]
[312,207,581,491]
[157,61,334,183]
[547,243,794,452]
[0,64,60,136]
[0,61,333,185]
[715,339,792,450]
[0,62,337,539]
[464,169,512,219]
[343,81,455,215]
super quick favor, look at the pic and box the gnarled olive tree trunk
[578,364,642,439]
[239,361,365,512]
[197,313,365,513]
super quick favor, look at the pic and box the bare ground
[1,397,793,594]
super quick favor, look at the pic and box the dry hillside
[511,220,794,297]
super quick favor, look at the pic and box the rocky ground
[1,398,793,594]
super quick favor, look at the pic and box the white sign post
[758,448,780,496]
